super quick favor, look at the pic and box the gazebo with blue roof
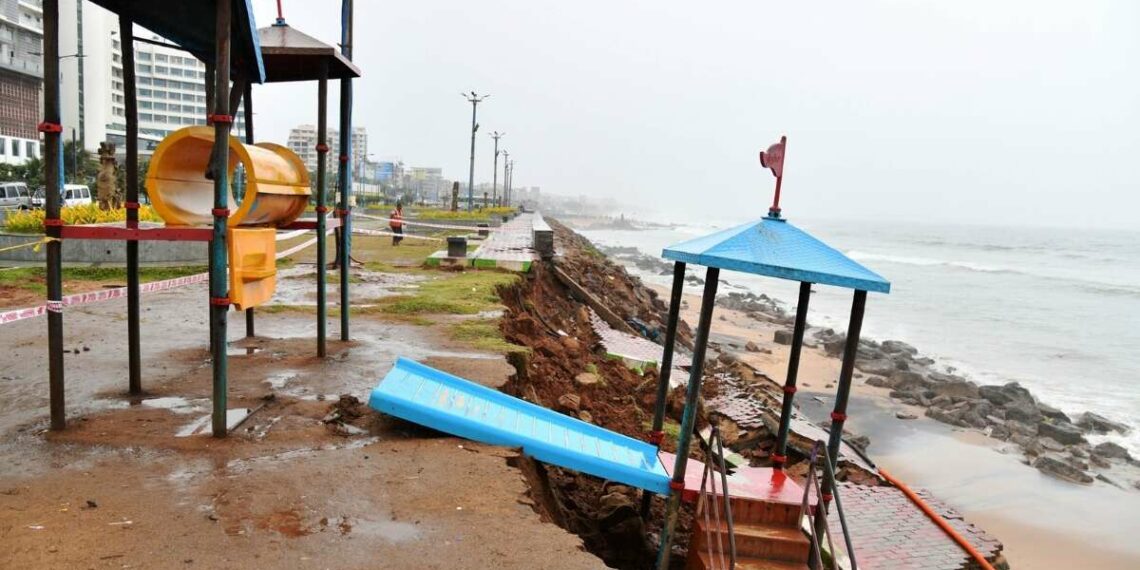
[645,137,891,568]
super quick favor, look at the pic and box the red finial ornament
[759,135,787,218]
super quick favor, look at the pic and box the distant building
[0,0,44,165]
[286,123,367,174]
[57,0,245,157]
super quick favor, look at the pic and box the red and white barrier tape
[0,230,333,326]
[352,227,445,241]
[354,212,529,233]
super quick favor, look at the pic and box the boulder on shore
[1037,420,1086,446]
[1033,455,1093,485]
[1093,441,1133,462]
[773,330,793,345]
[1076,412,1131,435]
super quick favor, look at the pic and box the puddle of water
[224,437,380,473]
[343,518,424,542]
[175,408,252,437]
[264,371,299,390]
[141,397,206,415]
[227,345,262,356]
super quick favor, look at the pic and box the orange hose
[878,468,997,570]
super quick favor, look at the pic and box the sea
[575,217,1140,456]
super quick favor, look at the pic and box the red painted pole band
[648,430,665,445]
[315,205,329,214]
[338,154,349,163]
[668,480,686,491]
[207,114,234,124]
[124,201,140,210]
[770,453,787,464]
[37,122,63,133]
[783,385,797,395]
[830,412,847,422]
[211,207,230,218]
[336,208,349,217]
[209,297,231,306]
[315,143,330,153]
[43,218,64,227]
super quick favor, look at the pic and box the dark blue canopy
[663,217,891,293]
[89,0,265,83]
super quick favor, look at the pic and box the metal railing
[801,440,858,570]
[696,426,736,570]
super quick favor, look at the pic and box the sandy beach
[664,285,1140,569]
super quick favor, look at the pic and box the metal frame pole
[315,59,329,357]
[243,82,255,338]
[814,289,867,542]
[209,0,233,437]
[490,132,501,206]
[338,0,354,341]
[639,260,686,518]
[656,266,720,570]
[119,14,141,395]
[44,0,65,430]
[772,281,812,468]
[466,98,477,212]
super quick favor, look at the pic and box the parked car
[62,184,93,207]
[0,182,32,210]
[30,188,45,209]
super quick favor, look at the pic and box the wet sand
[669,287,1140,569]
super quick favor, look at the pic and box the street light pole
[507,160,515,206]
[490,131,503,207]
[462,91,488,212]
[500,150,509,206]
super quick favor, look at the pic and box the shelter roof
[257,23,361,83]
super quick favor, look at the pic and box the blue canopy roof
[662,217,891,293]
[89,0,265,83]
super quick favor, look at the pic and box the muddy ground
[0,262,605,569]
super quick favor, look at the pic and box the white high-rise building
[286,123,367,173]
[60,0,244,157]
[0,0,44,165]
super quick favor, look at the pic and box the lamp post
[500,150,509,206]
[490,131,503,206]
[462,91,488,212]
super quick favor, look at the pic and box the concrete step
[725,495,803,527]
[687,550,807,570]
[693,518,811,562]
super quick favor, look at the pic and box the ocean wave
[847,250,1140,297]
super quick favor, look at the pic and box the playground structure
[37,0,360,437]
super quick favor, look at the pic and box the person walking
[389,201,404,246]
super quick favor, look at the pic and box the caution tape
[275,229,309,242]
[0,230,334,326]
[354,212,528,233]
[352,227,445,241]
[0,236,58,254]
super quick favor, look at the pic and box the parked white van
[0,182,31,210]
[62,184,93,207]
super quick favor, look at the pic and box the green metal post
[639,260,686,518]
[656,266,719,570]
[44,0,65,430]
[773,281,812,467]
[316,60,329,357]
[338,0,353,341]
[120,15,141,395]
[209,0,233,437]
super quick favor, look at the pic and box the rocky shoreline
[600,245,1139,490]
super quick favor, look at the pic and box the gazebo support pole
[243,82,255,339]
[813,289,867,544]
[337,0,354,342]
[315,60,329,357]
[639,260,686,518]
[772,281,812,468]
[120,15,141,395]
[43,0,65,430]
[656,266,720,570]
[209,0,233,437]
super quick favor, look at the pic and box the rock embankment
[812,328,1138,488]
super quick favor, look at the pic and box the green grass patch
[376,270,518,315]
[0,265,206,294]
[415,207,514,222]
[450,318,530,354]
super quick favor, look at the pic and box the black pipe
[119,14,141,395]
[243,82,255,339]
[639,260,686,518]
[814,289,867,544]
[773,281,812,466]
[315,60,329,357]
[209,0,233,437]
[337,0,354,342]
[44,0,65,430]
[655,266,719,570]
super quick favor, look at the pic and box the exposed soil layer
[498,220,721,569]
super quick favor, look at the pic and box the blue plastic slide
[369,358,671,493]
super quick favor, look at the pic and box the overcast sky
[250,0,1139,229]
